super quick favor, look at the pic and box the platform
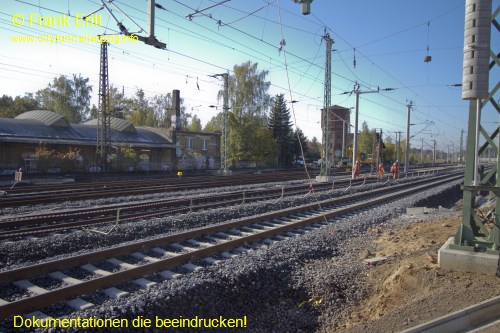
[401,294,500,333]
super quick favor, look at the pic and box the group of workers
[353,160,400,180]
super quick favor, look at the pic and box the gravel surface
[0,176,463,333]
[0,176,422,270]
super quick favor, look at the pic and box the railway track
[0,168,447,241]
[0,175,371,241]
[0,171,463,319]
[0,171,318,207]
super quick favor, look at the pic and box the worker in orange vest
[354,160,361,179]
[390,161,399,180]
[378,163,385,179]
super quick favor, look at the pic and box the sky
[0,0,499,153]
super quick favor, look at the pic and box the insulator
[462,0,492,100]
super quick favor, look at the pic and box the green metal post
[452,1,499,254]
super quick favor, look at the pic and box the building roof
[330,105,351,110]
[15,110,70,128]
[83,117,136,133]
[1,111,175,148]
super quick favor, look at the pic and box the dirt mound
[334,211,500,333]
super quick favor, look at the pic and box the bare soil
[332,210,500,333]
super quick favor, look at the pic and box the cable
[276,0,328,223]
[8,0,471,137]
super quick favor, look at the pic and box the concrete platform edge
[400,294,500,333]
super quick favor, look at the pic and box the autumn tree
[219,61,272,163]
[357,121,376,161]
[383,136,396,163]
[203,113,223,133]
[151,92,189,129]
[125,89,158,127]
[0,93,39,118]
[36,74,92,123]
[188,115,202,132]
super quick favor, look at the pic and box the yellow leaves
[298,295,323,308]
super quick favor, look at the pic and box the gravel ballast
[0,177,463,333]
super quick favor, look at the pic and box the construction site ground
[334,206,500,333]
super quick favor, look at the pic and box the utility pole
[395,131,402,164]
[432,140,436,165]
[211,72,229,173]
[372,129,377,174]
[342,121,346,159]
[346,85,393,179]
[171,90,181,172]
[352,88,360,179]
[404,101,413,173]
[96,41,110,172]
[319,33,333,181]
[378,128,383,166]
[421,138,424,163]
[460,129,464,163]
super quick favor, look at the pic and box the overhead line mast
[449,0,499,260]
[319,32,333,180]
[96,40,110,172]
[210,72,230,173]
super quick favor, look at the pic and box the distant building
[321,105,350,164]
[0,110,220,173]
[174,130,220,170]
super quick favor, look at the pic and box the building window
[202,138,208,151]
[187,137,194,149]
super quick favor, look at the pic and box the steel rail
[0,176,374,239]
[0,172,314,207]
[0,173,462,318]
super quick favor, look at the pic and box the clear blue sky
[1,0,499,153]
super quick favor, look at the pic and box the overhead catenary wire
[5,0,475,136]
[275,0,328,223]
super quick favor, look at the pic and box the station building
[0,110,220,174]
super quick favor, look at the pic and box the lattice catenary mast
[96,41,110,172]
[320,33,333,178]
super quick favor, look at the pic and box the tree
[0,95,14,118]
[0,93,40,118]
[125,89,158,127]
[108,85,127,119]
[36,74,92,123]
[203,113,223,133]
[383,136,396,163]
[254,127,278,165]
[357,121,376,161]
[220,61,272,163]
[307,136,322,160]
[188,114,202,132]
[292,128,308,158]
[150,92,189,129]
[72,74,92,121]
[268,94,293,167]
